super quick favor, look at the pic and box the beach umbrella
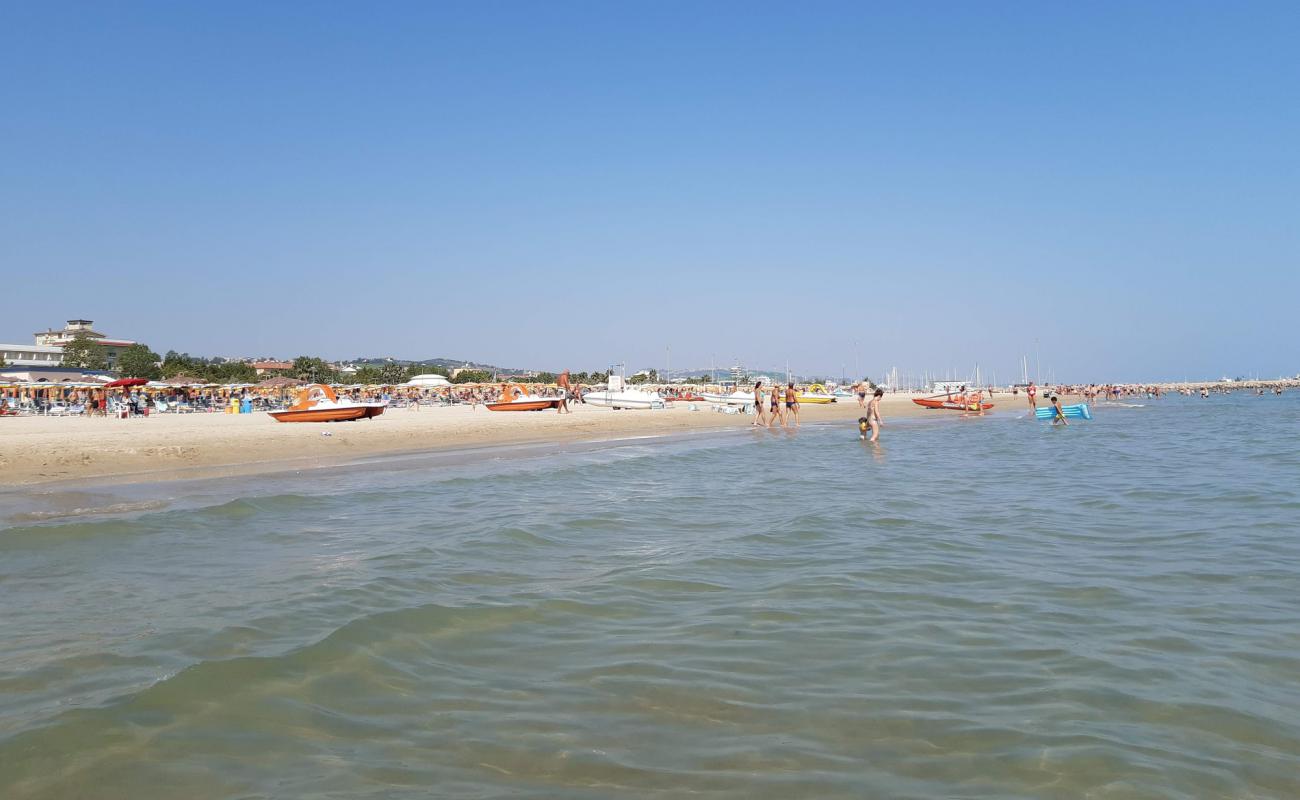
[255,376,305,389]
[103,377,149,388]
[163,375,206,386]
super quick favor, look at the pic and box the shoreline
[0,414,963,526]
[0,393,1057,490]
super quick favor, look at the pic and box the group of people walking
[750,381,801,429]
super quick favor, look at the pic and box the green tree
[378,363,408,385]
[292,356,337,383]
[352,366,383,385]
[533,371,557,384]
[117,344,162,380]
[627,369,658,385]
[60,332,108,370]
[409,364,449,379]
[161,351,211,381]
[213,361,257,384]
[452,369,493,384]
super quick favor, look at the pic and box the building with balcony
[2,319,139,377]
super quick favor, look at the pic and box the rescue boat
[912,394,995,412]
[268,384,386,422]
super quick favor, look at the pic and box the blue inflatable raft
[1036,403,1092,421]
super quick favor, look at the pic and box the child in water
[1050,395,1068,426]
[858,417,870,441]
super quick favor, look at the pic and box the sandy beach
[0,393,1025,487]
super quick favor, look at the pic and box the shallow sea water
[2,393,1298,799]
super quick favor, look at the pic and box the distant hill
[667,367,821,383]
[347,356,521,373]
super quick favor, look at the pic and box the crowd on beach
[0,380,770,417]
[1,375,1291,420]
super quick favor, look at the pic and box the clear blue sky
[3,2,1296,383]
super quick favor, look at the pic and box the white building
[2,317,137,372]
[0,343,64,367]
[928,380,971,395]
[1,318,140,378]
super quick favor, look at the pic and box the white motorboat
[582,388,665,410]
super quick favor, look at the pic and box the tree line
[55,336,869,388]
[58,333,616,386]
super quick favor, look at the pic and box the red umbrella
[103,377,149,388]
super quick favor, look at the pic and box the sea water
[1,394,1298,798]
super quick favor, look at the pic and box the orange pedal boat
[268,384,387,422]
[486,383,562,411]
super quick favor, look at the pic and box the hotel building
[1,319,139,381]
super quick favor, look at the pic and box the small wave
[8,499,169,523]
[495,526,559,547]
[201,493,332,518]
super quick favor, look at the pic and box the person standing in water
[752,380,766,427]
[769,384,784,428]
[867,388,883,442]
[1026,381,1038,412]
[1050,394,1068,426]
[785,382,800,427]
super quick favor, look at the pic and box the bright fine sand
[0,393,1034,487]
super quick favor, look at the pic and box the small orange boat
[486,383,562,412]
[268,384,387,423]
[912,394,995,412]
